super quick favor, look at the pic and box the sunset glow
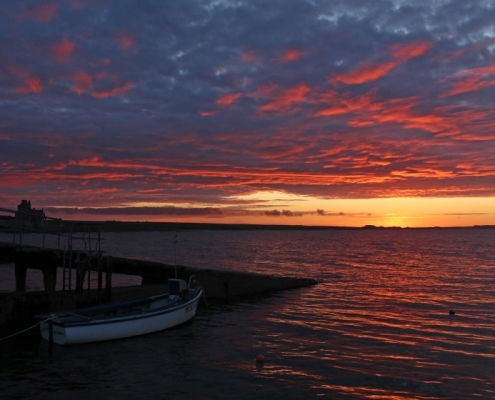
[1,1,495,227]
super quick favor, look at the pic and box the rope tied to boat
[0,314,58,342]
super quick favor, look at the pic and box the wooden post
[75,256,87,296]
[43,263,57,292]
[14,261,27,292]
[105,257,112,302]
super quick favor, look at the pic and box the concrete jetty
[108,259,318,303]
[0,245,318,335]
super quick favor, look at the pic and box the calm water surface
[1,229,495,399]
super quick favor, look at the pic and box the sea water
[1,228,494,399]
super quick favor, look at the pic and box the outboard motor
[168,278,187,301]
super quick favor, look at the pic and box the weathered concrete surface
[110,265,317,304]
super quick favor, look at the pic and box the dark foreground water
[1,228,495,399]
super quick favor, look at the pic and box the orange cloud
[434,106,495,141]
[388,41,432,62]
[315,89,459,136]
[441,65,495,97]
[14,77,42,93]
[350,96,459,135]
[215,93,242,106]
[281,49,302,62]
[50,39,75,62]
[314,89,380,117]
[331,41,432,85]
[258,84,311,113]
[331,61,397,85]
[21,3,58,22]
[72,71,92,94]
[91,82,132,99]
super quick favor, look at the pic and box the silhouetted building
[16,200,45,224]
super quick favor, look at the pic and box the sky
[1,0,495,228]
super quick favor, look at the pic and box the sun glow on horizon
[37,194,495,228]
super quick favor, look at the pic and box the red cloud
[353,97,459,136]
[14,77,42,93]
[50,39,75,62]
[240,49,256,63]
[441,65,495,97]
[251,84,277,98]
[117,32,135,50]
[314,89,379,117]
[388,41,432,62]
[215,93,242,106]
[281,49,302,62]
[21,3,58,22]
[331,61,397,85]
[77,157,104,167]
[91,82,132,98]
[331,41,432,85]
[72,71,92,94]
[258,84,311,113]
[315,89,459,136]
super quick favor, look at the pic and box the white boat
[36,277,203,345]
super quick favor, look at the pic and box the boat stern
[168,278,188,301]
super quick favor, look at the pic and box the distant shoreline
[94,221,495,232]
[1,217,494,232]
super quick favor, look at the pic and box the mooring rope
[0,315,57,342]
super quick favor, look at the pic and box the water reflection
[1,229,495,398]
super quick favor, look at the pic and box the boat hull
[38,288,203,345]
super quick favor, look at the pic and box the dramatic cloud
[50,38,75,62]
[280,49,303,62]
[72,71,92,95]
[1,0,495,226]
[442,65,495,97]
[14,77,42,93]
[331,42,432,86]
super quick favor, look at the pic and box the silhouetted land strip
[85,221,495,231]
[1,215,495,233]
[11,220,493,232]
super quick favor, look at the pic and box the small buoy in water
[449,310,456,315]
[255,354,265,363]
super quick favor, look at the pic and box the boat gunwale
[37,288,203,328]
